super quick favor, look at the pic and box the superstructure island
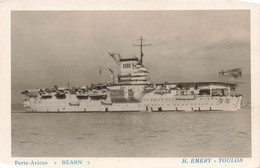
[21,37,243,112]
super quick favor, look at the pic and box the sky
[11,10,250,104]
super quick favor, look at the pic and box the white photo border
[0,0,259,168]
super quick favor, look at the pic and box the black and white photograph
[0,1,259,168]
[11,10,251,157]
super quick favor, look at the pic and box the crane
[108,53,121,66]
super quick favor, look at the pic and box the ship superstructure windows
[212,89,228,96]
[123,63,131,69]
[117,57,150,85]
[199,89,210,95]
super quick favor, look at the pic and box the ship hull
[24,94,242,112]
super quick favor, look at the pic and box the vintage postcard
[0,0,259,168]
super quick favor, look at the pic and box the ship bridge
[109,36,151,85]
[118,57,150,84]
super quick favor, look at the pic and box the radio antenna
[133,36,151,65]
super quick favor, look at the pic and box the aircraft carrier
[21,37,243,112]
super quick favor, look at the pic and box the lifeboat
[55,92,66,99]
[76,92,89,99]
[90,94,107,100]
[27,93,39,98]
[89,90,107,100]
[41,92,52,99]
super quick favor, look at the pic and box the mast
[133,36,151,65]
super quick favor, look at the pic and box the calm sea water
[12,109,251,157]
